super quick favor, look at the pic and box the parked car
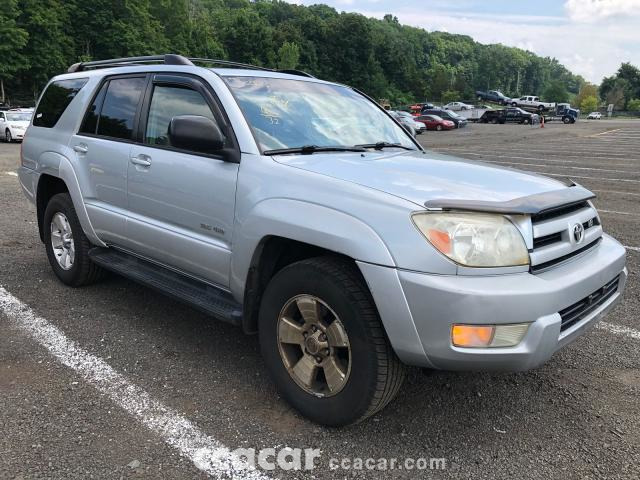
[421,108,468,128]
[587,112,602,120]
[415,114,455,131]
[443,101,473,111]
[19,54,627,427]
[510,96,555,112]
[391,110,425,135]
[475,90,511,105]
[0,109,32,142]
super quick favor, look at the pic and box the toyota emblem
[573,223,585,244]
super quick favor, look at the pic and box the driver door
[126,74,239,287]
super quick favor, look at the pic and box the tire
[436,125,443,131]
[538,105,544,112]
[43,193,106,287]
[523,118,530,125]
[259,256,405,427]
[512,102,518,107]
[5,130,12,143]
[477,96,483,101]
[563,117,571,124]
[490,118,499,125]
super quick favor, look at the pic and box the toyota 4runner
[18,55,627,426]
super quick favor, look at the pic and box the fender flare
[230,198,396,298]
[35,151,105,247]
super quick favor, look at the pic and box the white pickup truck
[511,96,555,112]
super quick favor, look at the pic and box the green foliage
[580,96,598,112]
[3,0,588,107]
[628,98,640,111]
[277,42,300,70]
[441,90,461,103]
[0,0,29,102]
[542,80,569,103]
[600,63,640,109]
[574,83,598,109]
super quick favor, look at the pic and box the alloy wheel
[277,294,351,397]
[50,212,75,270]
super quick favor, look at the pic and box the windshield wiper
[264,145,366,156]
[356,142,416,151]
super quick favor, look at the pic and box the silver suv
[18,55,627,426]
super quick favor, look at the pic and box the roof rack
[67,53,315,78]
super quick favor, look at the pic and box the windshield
[225,76,415,152]
[6,112,32,122]
[445,110,461,119]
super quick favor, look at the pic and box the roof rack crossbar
[187,58,272,71]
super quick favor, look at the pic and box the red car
[415,114,455,131]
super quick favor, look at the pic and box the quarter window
[96,77,146,140]
[144,85,216,147]
[79,82,108,134]
[33,78,88,128]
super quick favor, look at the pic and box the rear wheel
[259,257,405,426]
[563,116,572,124]
[512,102,518,107]
[436,124,443,131]
[523,118,531,125]
[43,193,106,287]
[490,118,499,124]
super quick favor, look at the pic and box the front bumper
[359,234,627,370]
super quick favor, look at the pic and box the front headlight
[412,212,529,267]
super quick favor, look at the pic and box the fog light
[452,324,529,348]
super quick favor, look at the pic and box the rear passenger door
[72,74,147,243]
[126,74,239,287]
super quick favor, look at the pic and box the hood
[274,149,566,207]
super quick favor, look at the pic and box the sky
[286,0,640,84]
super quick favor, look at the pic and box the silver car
[18,55,627,426]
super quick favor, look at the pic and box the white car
[443,101,472,111]
[393,110,426,134]
[587,112,602,119]
[0,110,33,142]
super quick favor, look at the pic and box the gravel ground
[0,119,639,479]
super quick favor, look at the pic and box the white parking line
[464,158,635,175]
[432,150,635,167]
[592,189,640,197]
[3,171,17,177]
[626,246,640,252]
[599,209,640,217]
[0,287,269,480]
[598,322,640,340]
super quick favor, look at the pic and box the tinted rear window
[33,78,88,128]
[79,82,108,135]
[96,77,146,140]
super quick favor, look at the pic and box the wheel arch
[232,199,396,334]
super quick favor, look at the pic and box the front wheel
[512,102,518,107]
[43,193,106,287]
[563,116,572,124]
[523,118,531,124]
[436,124,443,131]
[259,257,405,426]
[5,130,12,143]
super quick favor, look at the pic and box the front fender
[35,151,105,247]
[229,198,395,298]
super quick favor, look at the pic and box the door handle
[73,144,88,154]
[130,155,151,167]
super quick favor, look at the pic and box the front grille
[533,232,562,249]
[532,201,590,223]
[529,200,602,273]
[559,275,620,332]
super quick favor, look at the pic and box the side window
[144,85,217,147]
[96,77,146,140]
[33,78,88,128]
[79,82,108,134]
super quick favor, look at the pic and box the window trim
[76,71,240,163]
[77,73,149,144]
[135,73,240,163]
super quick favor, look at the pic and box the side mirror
[168,115,225,154]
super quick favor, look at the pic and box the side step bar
[89,248,243,326]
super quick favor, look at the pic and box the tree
[542,80,569,103]
[628,99,640,111]
[277,42,300,70]
[580,96,598,113]
[0,0,28,103]
[574,83,598,109]
[441,90,461,103]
